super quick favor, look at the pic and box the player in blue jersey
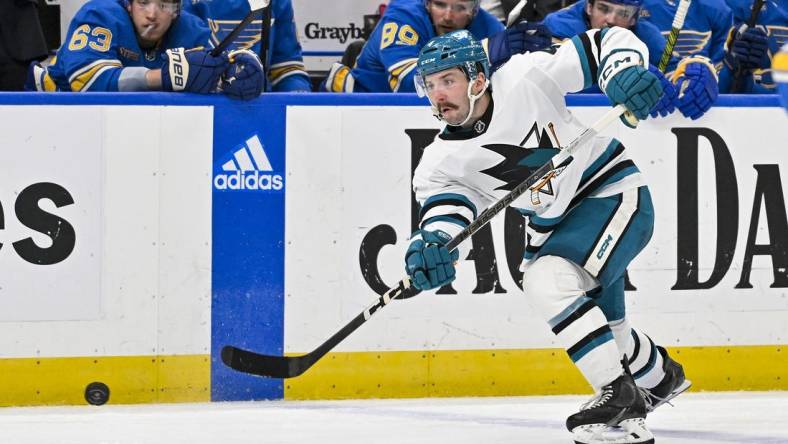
[406,29,689,444]
[639,0,730,114]
[542,0,718,120]
[26,0,264,99]
[183,0,311,92]
[776,44,788,109]
[640,0,732,67]
[719,0,787,93]
[322,0,506,93]
[542,0,669,67]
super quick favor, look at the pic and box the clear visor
[428,0,477,15]
[414,72,429,98]
[135,0,180,15]
[414,70,464,98]
[593,1,639,20]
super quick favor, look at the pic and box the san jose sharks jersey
[541,0,670,71]
[719,0,788,93]
[39,0,210,92]
[348,0,504,92]
[640,0,733,66]
[183,0,310,92]
[413,27,648,265]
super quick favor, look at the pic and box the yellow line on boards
[0,355,210,407]
[284,345,788,400]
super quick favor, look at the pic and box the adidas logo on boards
[213,134,284,191]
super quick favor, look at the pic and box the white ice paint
[0,392,786,444]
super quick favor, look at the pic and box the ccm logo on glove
[598,50,641,91]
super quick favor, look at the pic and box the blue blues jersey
[347,0,504,92]
[414,27,649,265]
[183,0,310,92]
[40,0,209,92]
[719,0,788,92]
[641,0,733,66]
[775,44,788,107]
[541,0,669,89]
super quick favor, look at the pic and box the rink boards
[0,93,784,406]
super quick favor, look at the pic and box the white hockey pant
[522,255,622,389]
[522,255,668,389]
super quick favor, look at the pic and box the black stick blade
[221,345,309,378]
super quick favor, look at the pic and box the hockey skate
[641,346,692,412]
[567,370,654,444]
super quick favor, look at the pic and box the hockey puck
[84,382,110,406]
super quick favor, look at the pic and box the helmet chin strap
[457,78,489,127]
[431,77,490,126]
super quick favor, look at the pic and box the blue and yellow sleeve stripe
[269,60,308,87]
[387,57,418,92]
[68,59,122,92]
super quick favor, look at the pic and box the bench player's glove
[724,24,770,71]
[648,64,677,118]
[162,47,228,93]
[405,229,459,291]
[222,49,266,100]
[487,22,552,72]
[672,56,718,120]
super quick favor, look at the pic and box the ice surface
[1,392,786,444]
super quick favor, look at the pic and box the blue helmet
[415,30,491,126]
[416,30,490,82]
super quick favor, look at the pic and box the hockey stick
[221,104,628,379]
[258,0,273,80]
[657,0,692,72]
[506,0,529,27]
[731,0,766,93]
[210,0,270,56]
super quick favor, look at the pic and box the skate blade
[648,379,692,412]
[572,418,655,444]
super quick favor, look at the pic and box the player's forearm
[105,66,161,91]
[111,67,161,91]
[75,67,162,92]
[145,69,163,90]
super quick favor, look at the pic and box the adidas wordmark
[214,135,284,191]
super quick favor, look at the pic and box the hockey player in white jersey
[405,29,690,443]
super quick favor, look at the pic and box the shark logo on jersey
[479,144,560,192]
[480,122,563,193]
[528,164,568,205]
[214,134,284,191]
[519,122,559,148]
